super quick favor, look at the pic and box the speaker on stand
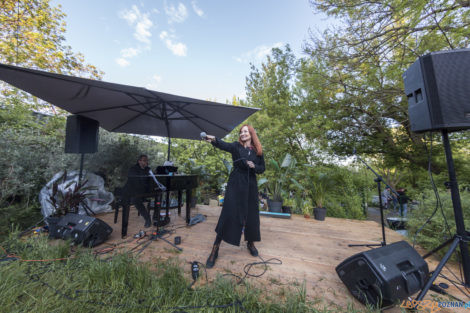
[64,115,99,183]
[403,48,470,301]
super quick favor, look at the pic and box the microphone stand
[349,151,399,248]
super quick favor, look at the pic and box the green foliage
[0,103,166,231]
[0,203,42,239]
[0,0,102,77]
[0,234,334,312]
[261,153,297,202]
[302,0,470,174]
[407,189,470,261]
[245,45,311,165]
[294,164,367,219]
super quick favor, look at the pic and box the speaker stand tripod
[415,129,470,301]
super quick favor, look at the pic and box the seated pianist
[122,154,152,229]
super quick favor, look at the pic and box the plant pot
[282,206,291,214]
[386,217,407,230]
[303,214,310,219]
[313,207,326,221]
[267,199,283,213]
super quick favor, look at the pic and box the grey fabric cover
[39,171,114,218]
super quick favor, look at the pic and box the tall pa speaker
[403,48,470,133]
[336,241,429,308]
[53,213,113,247]
[64,115,99,153]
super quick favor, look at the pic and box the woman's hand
[205,135,215,143]
[246,161,255,168]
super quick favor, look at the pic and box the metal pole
[79,153,85,184]
[376,178,386,246]
[167,137,171,161]
[441,129,470,286]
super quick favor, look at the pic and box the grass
[0,233,378,313]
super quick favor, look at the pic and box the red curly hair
[238,124,263,156]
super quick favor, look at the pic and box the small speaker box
[56,213,112,247]
[336,241,429,308]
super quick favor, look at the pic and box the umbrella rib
[71,85,91,100]
[110,104,159,132]
[145,90,231,132]
[74,96,161,115]
[168,101,231,132]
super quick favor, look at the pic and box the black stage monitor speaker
[336,241,429,308]
[64,115,99,153]
[403,48,470,133]
[53,213,113,247]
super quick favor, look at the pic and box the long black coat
[212,139,265,246]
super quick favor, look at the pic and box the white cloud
[235,42,284,63]
[159,31,187,56]
[164,1,188,23]
[191,1,204,17]
[114,47,143,67]
[121,47,140,58]
[119,5,153,44]
[115,58,130,67]
[146,74,163,90]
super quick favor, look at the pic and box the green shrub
[407,189,470,261]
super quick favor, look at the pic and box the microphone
[200,131,207,140]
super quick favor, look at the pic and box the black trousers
[121,196,151,237]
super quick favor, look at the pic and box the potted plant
[309,171,332,221]
[302,204,312,218]
[48,170,96,216]
[293,166,335,221]
[260,153,297,213]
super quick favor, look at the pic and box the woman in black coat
[204,124,265,268]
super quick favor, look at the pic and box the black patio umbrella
[0,63,259,160]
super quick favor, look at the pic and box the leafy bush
[292,164,367,219]
[407,188,470,261]
[0,102,167,232]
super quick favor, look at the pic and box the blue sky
[51,0,332,103]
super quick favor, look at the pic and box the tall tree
[245,46,311,164]
[0,0,102,110]
[301,0,470,173]
[0,0,101,75]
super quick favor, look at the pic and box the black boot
[144,219,151,228]
[206,244,219,269]
[247,241,258,257]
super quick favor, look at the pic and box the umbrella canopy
[0,63,258,143]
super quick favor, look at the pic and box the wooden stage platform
[96,204,466,312]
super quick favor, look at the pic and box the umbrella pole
[79,153,85,184]
[167,137,171,161]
